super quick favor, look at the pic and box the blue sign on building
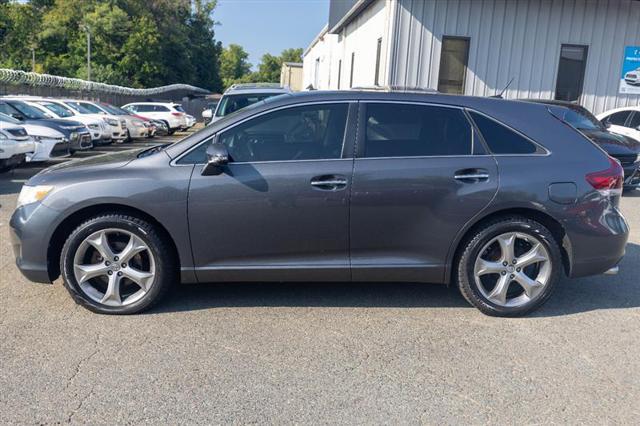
[619,46,640,93]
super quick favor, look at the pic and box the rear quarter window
[469,111,538,154]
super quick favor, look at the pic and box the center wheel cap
[507,265,515,273]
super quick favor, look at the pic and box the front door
[349,102,499,283]
[186,102,355,282]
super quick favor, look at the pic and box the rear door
[349,101,498,283]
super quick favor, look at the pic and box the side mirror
[604,121,612,129]
[202,142,229,176]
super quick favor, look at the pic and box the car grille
[120,120,127,129]
[80,134,92,148]
[51,142,70,157]
[612,154,639,166]
[6,128,28,137]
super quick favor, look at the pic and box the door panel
[188,160,352,282]
[350,156,498,283]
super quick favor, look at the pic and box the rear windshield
[9,101,49,119]
[547,105,605,131]
[65,102,96,114]
[39,102,74,118]
[173,105,186,113]
[215,93,283,117]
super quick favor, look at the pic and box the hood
[30,148,146,184]
[24,118,86,137]
[580,129,640,156]
[21,123,65,139]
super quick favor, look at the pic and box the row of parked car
[0,97,196,172]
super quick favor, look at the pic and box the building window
[374,38,383,86]
[337,60,342,89]
[350,52,355,88]
[314,58,320,89]
[437,36,470,94]
[555,44,588,102]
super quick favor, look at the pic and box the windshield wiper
[137,143,171,158]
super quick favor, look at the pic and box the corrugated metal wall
[389,0,640,114]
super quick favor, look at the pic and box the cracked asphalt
[1,137,639,423]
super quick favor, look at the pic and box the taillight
[586,156,624,196]
[171,112,184,116]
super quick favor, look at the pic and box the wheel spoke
[487,275,511,305]
[101,273,122,305]
[497,233,516,263]
[123,267,154,292]
[516,243,547,268]
[86,231,115,260]
[118,234,148,264]
[513,273,544,298]
[475,258,503,276]
[74,263,109,283]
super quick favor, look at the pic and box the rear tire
[60,214,175,314]
[455,216,562,317]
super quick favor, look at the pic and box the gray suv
[10,91,629,316]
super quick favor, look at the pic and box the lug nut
[105,261,111,266]
[114,256,119,261]
[516,267,521,272]
[503,261,508,266]
[512,259,517,264]
[510,274,515,279]
[117,272,123,277]
[121,263,127,268]
[501,271,506,275]
[107,270,113,275]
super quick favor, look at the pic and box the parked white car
[597,107,640,142]
[185,114,196,128]
[26,98,110,144]
[201,101,218,125]
[211,83,291,124]
[63,100,127,143]
[0,113,70,162]
[86,101,149,140]
[121,102,187,134]
[0,122,35,172]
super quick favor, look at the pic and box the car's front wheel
[60,214,175,314]
[456,216,562,317]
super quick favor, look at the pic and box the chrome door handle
[454,173,490,180]
[311,179,347,186]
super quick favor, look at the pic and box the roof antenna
[491,77,515,99]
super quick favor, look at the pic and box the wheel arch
[446,207,571,284]
[47,203,180,282]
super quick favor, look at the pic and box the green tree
[220,44,251,88]
[280,48,303,64]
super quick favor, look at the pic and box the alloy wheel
[72,228,155,307]
[473,232,551,308]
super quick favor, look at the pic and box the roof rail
[227,82,285,91]
[351,85,439,94]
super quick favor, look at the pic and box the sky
[214,0,330,68]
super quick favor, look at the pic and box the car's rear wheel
[456,216,562,317]
[60,214,175,314]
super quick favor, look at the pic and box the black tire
[60,214,176,314]
[455,216,562,317]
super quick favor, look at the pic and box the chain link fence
[0,68,213,120]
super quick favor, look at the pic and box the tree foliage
[0,0,223,91]
[0,0,302,92]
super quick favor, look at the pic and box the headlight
[104,118,118,126]
[88,124,99,130]
[17,185,54,208]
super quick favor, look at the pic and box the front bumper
[9,203,58,283]
[70,132,93,151]
[27,138,71,162]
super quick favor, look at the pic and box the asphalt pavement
[1,135,639,423]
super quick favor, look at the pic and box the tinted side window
[628,112,640,129]
[364,103,472,157]
[604,110,632,127]
[469,111,537,154]
[154,105,170,112]
[218,103,348,162]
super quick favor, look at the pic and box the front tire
[60,214,175,314]
[455,216,562,317]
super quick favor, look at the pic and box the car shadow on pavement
[150,243,640,317]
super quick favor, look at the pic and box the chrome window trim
[170,100,355,166]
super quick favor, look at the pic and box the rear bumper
[566,202,629,278]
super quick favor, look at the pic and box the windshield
[0,112,21,124]
[10,101,49,119]
[99,103,128,115]
[65,101,96,114]
[38,101,74,118]
[173,105,186,113]
[215,93,283,117]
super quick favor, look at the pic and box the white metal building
[303,0,640,114]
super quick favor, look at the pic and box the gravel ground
[1,139,639,424]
